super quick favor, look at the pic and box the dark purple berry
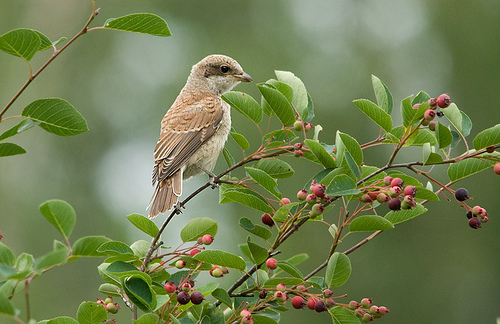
[437,94,451,108]
[259,290,267,299]
[388,198,401,211]
[454,188,469,201]
[468,217,482,229]
[466,210,473,219]
[261,213,274,227]
[177,291,190,305]
[190,291,204,305]
[314,300,328,312]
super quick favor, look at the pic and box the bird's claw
[173,203,184,215]
[209,176,219,189]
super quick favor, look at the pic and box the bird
[148,54,252,218]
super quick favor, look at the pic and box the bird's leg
[173,203,184,215]
[198,166,219,189]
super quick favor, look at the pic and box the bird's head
[189,54,252,95]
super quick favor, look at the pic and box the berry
[177,291,190,305]
[307,297,319,310]
[454,188,469,201]
[369,305,380,315]
[280,198,291,206]
[190,248,201,256]
[294,142,303,149]
[276,283,287,292]
[383,176,393,186]
[429,121,436,131]
[321,195,332,203]
[304,123,312,132]
[466,210,473,219]
[412,103,420,109]
[362,313,374,323]
[437,93,451,108]
[241,315,253,324]
[323,289,334,298]
[164,281,176,293]
[261,213,274,227]
[472,205,485,216]
[259,290,268,299]
[376,193,389,203]
[240,309,251,318]
[220,266,229,274]
[175,260,186,269]
[388,198,401,211]
[201,234,214,245]
[378,306,390,314]
[292,296,306,309]
[309,179,317,190]
[360,194,373,203]
[468,217,482,229]
[485,145,495,153]
[404,185,417,197]
[293,150,304,157]
[106,303,119,314]
[294,120,304,131]
[494,162,500,175]
[296,285,308,292]
[360,298,372,308]
[389,185,402,197]
[325,298,336,307]
[428,97,438,108]
[104,297,113,304]
[424,109,436,121]
[314,300,327,312]
[390,177,404,188]
[348,300,360,309]
[273,291,287,303]
[181,282,192,292]
[210,266,223,278]
[190,291,204,305]
[266,258,278,270]
[403,195,416,208]
[421,118,430,126]
[310,203,324,218]
[306,194,317,204]
[297,189,308,201]
[312,183,326,197]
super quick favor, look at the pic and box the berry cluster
[454,188,491,229]
[358,176,417,211]
[163,280,205,305]
[96,296,121,314]
[296,179,331,218]
[413,93,451,129]
[348,298,390,322]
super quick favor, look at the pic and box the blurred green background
[1,0,499,323]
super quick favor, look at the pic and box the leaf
[239,218,272,240]
[133,313,160,324]
[34,30,54,51]
[39,199,76,240]
[71,236,111,257]
[385,204,428,224]
[349,215,394,232]
[447,155,493,182]
[335,131,363,167]
[352,99,392,132]
[473,123,500,150]
[0,243,15,267]
[271,203,298,223]
[0,142,26,157]
[104,13,171,36]
[401,96,428,127]
[98,283,121,297]
[344,151,361,179]
[408,129,437,147]
[0,292,15,315]
[245,167,281,198]
[122,275,156,311]
[97,241,134,256]
[222,147,235,167]
[127,214,159,237]
[130,240,151,258]
[442,103,472,137]
[252,159,294,179]
[304,139,336,168]
[222,189,273,213]
[230,130,250,150]
[252,315,279,324]
[76,301,107,324]
[371,75,393,114]
[45,317,79,324]
[324,252,351,287]
[0,119,31,141]
[247,241,268,265]
[412,91,431,105]
[275,70,309,121]
[415,187,440,201]
[211,288,232,308]
[330,306,360,324]
[263,278,304,288]
[14,253,34,278]
[275,261,303,279]
[286,253,309,267]
[180,217,218,242]
[422,142,443,165]
[326,174,360,196]
[35,245,69,272]
[193,250,246,271]
[257,83,295,126]
[435,122,453,148]
[386,171,422,187]
[0,28,40,61]
[262,129,297,147]
[266,79,294,102]
[22,98,88,136]
[222,91,262,123]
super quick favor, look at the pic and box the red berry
[388,198,401,211]
[181,282,192,292]
[201,234,214,245]
[428,97,438,108]
[240,309,251,318]
[164,281,176,293]
[307,297,319,310]
[261,213,274,227]
[190,291,204,305]
[383,176,393,186]
[280,198,291,206]
[266,258,277,270]
[424,109,436,121]
[494,162,500,175]
[389,186,402,197]
[379,306,390,314]
[276,283,287,292]
[297,189,308,200]
[292,296,306,309]
[404,185,417,197]
[437,93,451,108]
[454,188,469,201]
[312,183,326,197]
[177,291,190,305]
[390,177,404,188]
[294,142,303,149]
[190,248,201,256]
[274,291,287,303]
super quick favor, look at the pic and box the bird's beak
[234,72,253,82]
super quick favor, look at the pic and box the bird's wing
[152,94,223,185]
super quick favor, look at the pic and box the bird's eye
[220,65,230,73]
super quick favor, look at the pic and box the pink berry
[274,291,287,303]
[292,296,306,309]
[437,93,451,108]
[190,248,201,256]
[106,303,119,314]
[210,266,223,278]
[293,150,304,157]
[201,234,213,245]
[403,185,417,197]
[294,142,303,149]
[297,189,308,200]
[494,162,500,175]
[360,298,372,308]
[240,309,251,318]
[379,306,390,314]
[429,121,436,131]
[390,177,404,188]
[280,198,291,206]
[312,183,326,197]
[309,203,324,217]
[383,176,393,186]
[412,103,420,109]
[307,297,319,310]
[428,97,438,108]
[266,258,277,270]
[304,123,312,132]
[389,186,402,197]
[424,109,436,121]
[276,283,287,292]
[305,194,317,204]
[376,193,389,203]
[164,281,176,293]
[175,260,186,269]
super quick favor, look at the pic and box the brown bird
[148,55,252,218]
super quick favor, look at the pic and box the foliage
[1,2,499,324]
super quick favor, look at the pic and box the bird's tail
[148,170,182,218]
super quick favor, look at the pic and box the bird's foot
[199,167,219,189]
[173,203,184,215]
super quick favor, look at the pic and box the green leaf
[35,245,69,272]
[435,122,453,148]
[230,130,250,150]
[266,79,294,102]
[12,253,34,279]
[245,167,281,198]
[286,253,309,267]
[247,241,268,265]
[98,283,121,297]
[252,159,294,179]
[330,306,360,324]
[442,103,472,136]
[447,155,493,181]
[412,91,431,105]
[275,261,303,279]
[326,174,360,196]
[127,214,159,237]
[0,119,33,141]
[0,243,15,267]
[122,275,156,311]
[212,288,232,308]
[0,143,26,157]
[271,203,298,223]
[39,199,76,240]
[304,139,336,168]
[193,250,246,271]
[385,204,428,224]
[97,241,134,256]
[45,317,79,324]
[408,129,437,147]
[34,30,54,52]
[257,83,295,126]
[386,171,422,187]
[22,98,88,136]
[71,236,111,257]
[415,187,440,201]
[423,142,443,165]
[76,301,107,324]
[133,313,160,324]
[473,123,500,150]
[352,99,392,132]
[104,13,171,36]
[275,70,309,121]
[239,218,272,240]
[344,151,361,179]
[371,75,393,114]
[263,278,304,288]
[222,147,235,167]
[324,252,351,287]
[262,129,297,146]
[349,215,394,232]
[130,240,151,259]
[0,292,15,315]
[222,189,273,213]
[335,131,363,167]
[252,315,279,324]
[0,28,40,61]
[180,217,218,242]
[401,96,428,127]
[222,91,262,124]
